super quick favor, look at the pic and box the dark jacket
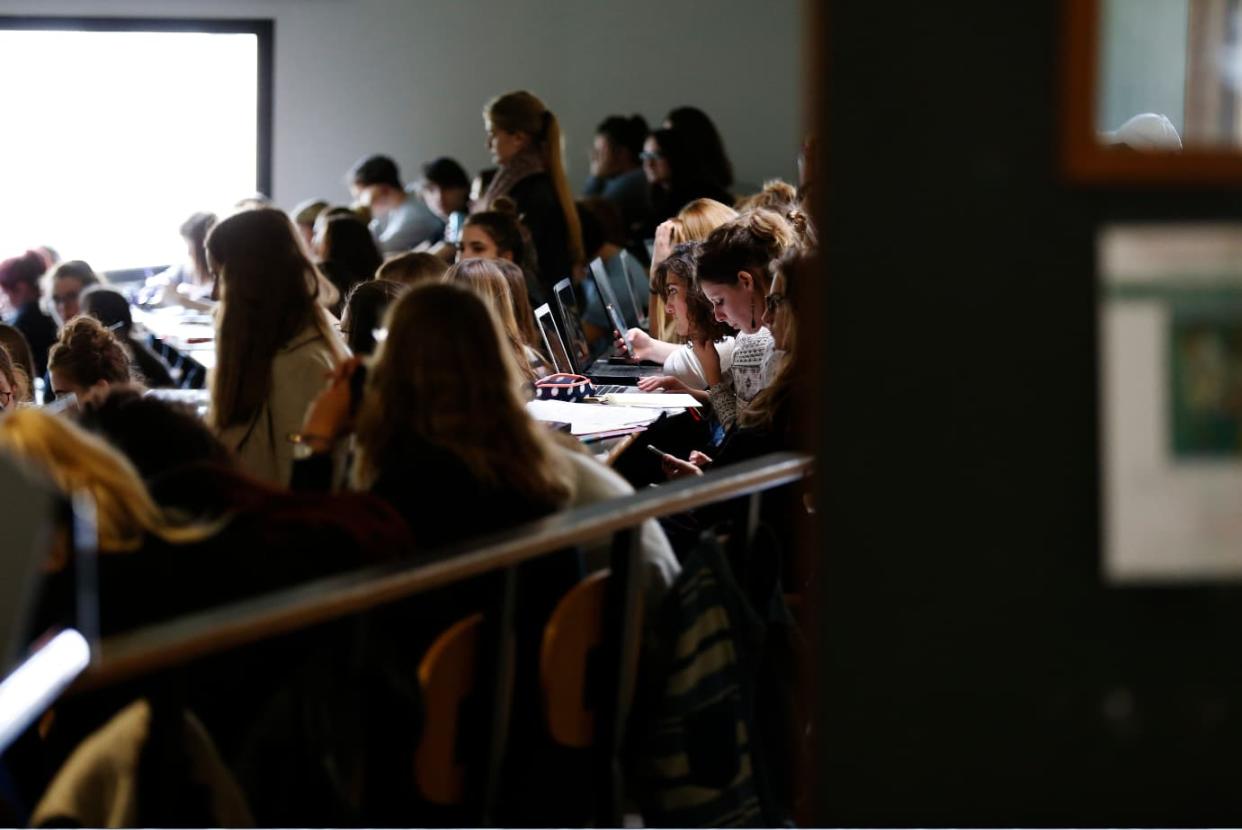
[509,172,574,296]
[11,301,56,378]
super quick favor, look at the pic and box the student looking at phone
[206,208,348,486]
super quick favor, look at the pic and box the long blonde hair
[206,208,345,430]
[484,90,585,265]
[442,258,538,382]
[668,198,740,245]
[0,409,216,553]
[352,282,572,506]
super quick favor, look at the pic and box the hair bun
[492,196,519,217]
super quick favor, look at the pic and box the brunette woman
[206,208,347,485]
[47,316,131,403]
[317,213,383,315]
[442,258,548,380]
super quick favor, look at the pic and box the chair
[414,613,483,806]
[539,570,610,748]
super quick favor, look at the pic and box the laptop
[535,302,632,394]
[552,278,663,386]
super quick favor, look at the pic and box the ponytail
[537,110,585,266]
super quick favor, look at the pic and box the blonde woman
[206,208,348,485]
[442,258,548,380]
[476,90,584,298]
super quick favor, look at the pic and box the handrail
[72,451,813,691]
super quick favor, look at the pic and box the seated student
[79,287,176,388]
[291,198,329,250]
[692,209,796,430]
[627,242,736,396]
[642,128,734,233]
[662,249,804,478]
[442,258,547,381]
[644,197,739,338]
[340,279,404,356]
[459,204,546,309]
[0,250,57,378]
[206,207,348,486]
[663,105,735,194]
[491,258,543,362]
[375,251,448,285]
[349,154,442,253]
[583,114,651,243]
[577,198,650,344]
[0,324,35,403]
[0,344,20,412]
[317,214,383,315]
[416,157,471,249]
[47,316,131,404]
[143,212,218,309]
[48,260,103,326]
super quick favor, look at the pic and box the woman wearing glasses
[642,128,734,231]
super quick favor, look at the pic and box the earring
[750,299,756,329]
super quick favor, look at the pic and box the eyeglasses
[765,293,786,314]
[639,151,665,162]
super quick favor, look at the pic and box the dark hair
[695,209,796,292]
[0,250,49,292]
[596,114,650,160]
[321,215,383,298]
[51,260,102,286]
[80,287,133,336]
[421,157,470,191]
[648,128,693,185]
[463,206,539,276]
[655,242,733,343]
[48,316,131,388]
[77,386,232,480]
[178,212,217,287]
[665,106,734,190]
[350,154,402,189]
[342,279,405,356]
[576,198,625,258]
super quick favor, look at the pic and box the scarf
[475,149,546,213]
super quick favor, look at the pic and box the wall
[0,0,801,206]
[1098,0,1188,134]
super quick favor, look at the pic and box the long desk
[131,306,217,372]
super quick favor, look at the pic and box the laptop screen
[534,304,573,375]
[552,279,594,372]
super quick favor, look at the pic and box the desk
[131,306,216,372]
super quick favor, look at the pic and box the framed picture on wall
[1063,0,1242,183]
[1100,224,1242,582]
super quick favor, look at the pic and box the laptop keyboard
[593,384,629,395]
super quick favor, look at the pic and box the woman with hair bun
[476,90,584,296]
[47,315,131,403]
[692,208,795,429]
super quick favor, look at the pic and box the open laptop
[552,278,663,386]
[535,302,632,394]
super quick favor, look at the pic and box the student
[643,197,738,339]
[376,251,449,286]
[583,114,651,242]
[476,90,584,296]
[441,258,546,381]
[691,209,796,429]
[47,315,131,403]
[0,250,57,377]
[79,287,176,388]
[340,279,404,356]
[664,105,735,194]
[317,214,383,315]
[576,198,650,343]
[416,157,471,247]
[349,154,442,253]
[459,206,546,309]
[628,242,736,396]
[642,128,734,231]
[0,324,35,403]
[48,261,103,325]
[206,208,348,485]
[0,344,19,412]
[291,199,329,250]
[491,258,543,361]
[144,212,218,308]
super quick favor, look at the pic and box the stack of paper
[527,399,661,436]
[600,392,700,408]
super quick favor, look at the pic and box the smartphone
[349,363,368,417]
[645,444,668,458]
[605,303,633,359]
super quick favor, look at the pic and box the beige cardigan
[215,322,345,487]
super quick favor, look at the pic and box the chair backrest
[415,612,484,805]
[539,570,609,748]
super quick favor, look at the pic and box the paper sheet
[527,399,661,435]
[601,393,700,408]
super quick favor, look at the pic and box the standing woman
[475,90,584,297]
[206,208,347,485]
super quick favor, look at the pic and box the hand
[637,374,690,394]
[301,357,364,449]
[688,450,713,468]
[691,338,722,386]
[650,221,676,270]
[661,453,705,479]
[615,327,653,361]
